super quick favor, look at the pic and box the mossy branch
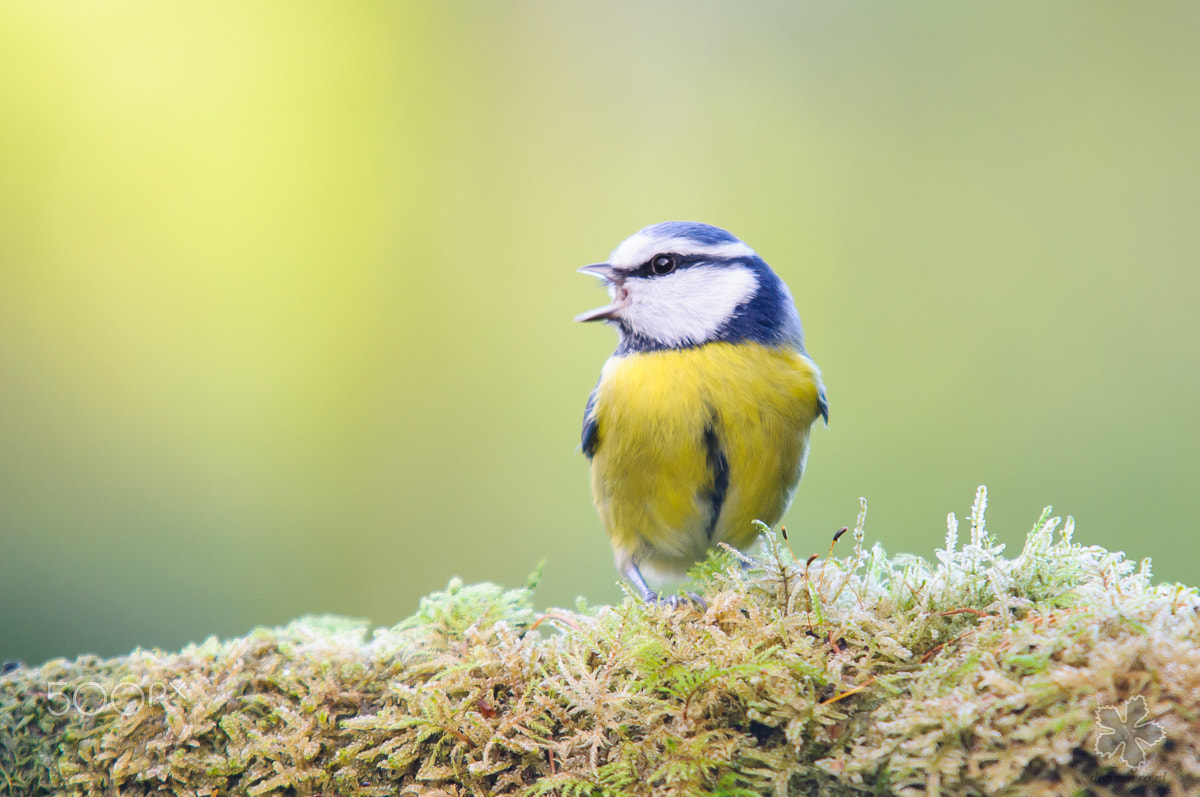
[3,488,1198,796]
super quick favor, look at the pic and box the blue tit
[577,221,828,604]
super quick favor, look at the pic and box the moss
[2,487,1198,796]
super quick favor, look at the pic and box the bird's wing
[581,387,600,460]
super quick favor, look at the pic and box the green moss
[2,488,1198,796]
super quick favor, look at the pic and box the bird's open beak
[575,263,626,323]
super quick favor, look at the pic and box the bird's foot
[635,584,708,611]
[626,562,707,611]
[643,590,708,611]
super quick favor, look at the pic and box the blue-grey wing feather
[581,387,600,460]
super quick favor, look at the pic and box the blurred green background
[2,2,1198,663]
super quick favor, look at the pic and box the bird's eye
[650,254,677,276]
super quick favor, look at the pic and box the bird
[577,221,828,605]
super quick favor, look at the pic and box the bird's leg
[625,560,662,604]
[625,561,706,611]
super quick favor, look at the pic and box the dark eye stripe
[629,253,692,279]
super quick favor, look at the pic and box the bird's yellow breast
[587,341,824,577]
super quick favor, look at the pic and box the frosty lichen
[2,487,1198,796]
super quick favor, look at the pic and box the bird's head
[576,221,804,353]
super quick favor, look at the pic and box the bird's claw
[641,590,707,612]
[626,562,706,611]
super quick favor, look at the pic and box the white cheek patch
[622,265,758,347]
[610,231,755,271]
